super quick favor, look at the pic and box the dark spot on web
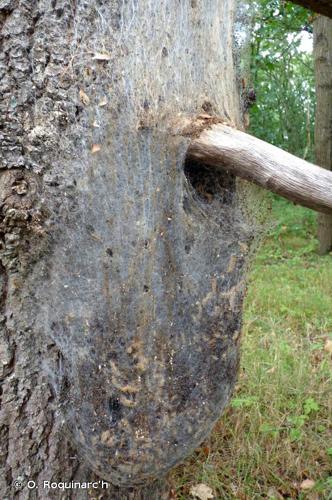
[108,397,122,426]
[183,157,235,206]
[202,100,213,113]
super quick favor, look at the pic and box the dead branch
[187,123,332,214]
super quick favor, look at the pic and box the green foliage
[231,396,258,408]
[286,398,320,441]
[303,397,320,415]
[248,1,315,160]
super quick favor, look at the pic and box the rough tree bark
[314,15,332,254]
[0,1,258,499]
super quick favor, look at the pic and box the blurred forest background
[172,2,332,499]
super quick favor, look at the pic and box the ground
[172,195,332,500]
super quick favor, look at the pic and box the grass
[171,196,332,499]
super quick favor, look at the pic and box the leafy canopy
[248,1,315,161]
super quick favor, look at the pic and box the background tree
[292,0,332,19]
[248,1,315,160]
[314,15,332,254]
[248,1,332,255]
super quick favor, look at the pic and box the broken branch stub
[187,123,332,215]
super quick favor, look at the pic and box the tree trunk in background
[291,1,332,19]
[314,16,332,255]
[0,1,257,499]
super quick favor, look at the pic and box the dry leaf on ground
[300,479,315,490]
[189,483,214,500]
[324,339,332,354]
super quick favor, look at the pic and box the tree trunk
[0,1,256,499]
[291,1,332,19]
[314,15,332,254]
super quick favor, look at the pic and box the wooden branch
[291,1,332,19]
[187,123,332,214]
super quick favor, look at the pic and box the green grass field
[172,196,332,499]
